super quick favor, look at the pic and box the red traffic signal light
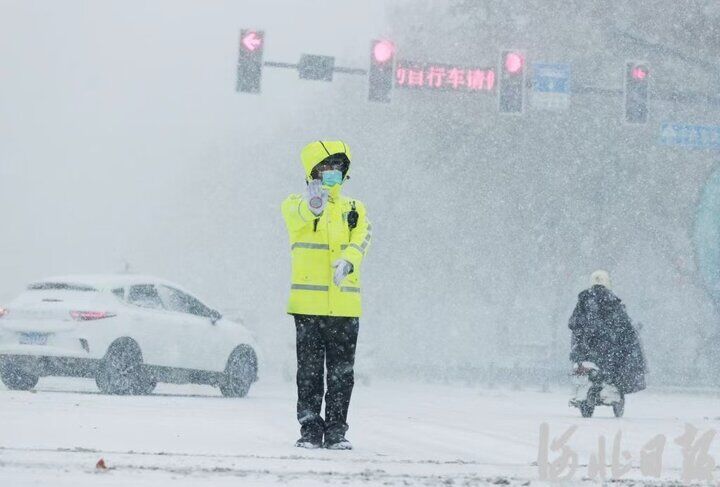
[237,29,265,93]
[373,40,395,64]
[369,39,395,103]
[504,52,524,74]
[631,65,648,80]
[241,31,263,52]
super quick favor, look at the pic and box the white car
[0,275,260,397]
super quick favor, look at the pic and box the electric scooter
[569,361,624,418]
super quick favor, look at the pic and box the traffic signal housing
[237,30,265,93]
[368,39,395,103]
[624,62,649,124]
[499,50,526,113]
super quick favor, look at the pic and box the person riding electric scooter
[568,270,646,417]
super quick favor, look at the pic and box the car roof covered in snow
[25,274,219,310]
[28,274,184,291]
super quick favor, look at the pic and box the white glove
[332,259,353,286]
[304,180,328,216]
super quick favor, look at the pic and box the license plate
[19,332,49,345]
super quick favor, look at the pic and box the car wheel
[0,361,39,391]
[220,345,257,398]
[96,338,148,395]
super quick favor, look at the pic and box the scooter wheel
[580,401,594,418]
[612,394,625,418]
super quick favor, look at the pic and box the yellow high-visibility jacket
[281,141,371,317]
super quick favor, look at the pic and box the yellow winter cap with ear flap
[300,141,352,181]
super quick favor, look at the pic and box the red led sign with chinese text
[395,60,496,93]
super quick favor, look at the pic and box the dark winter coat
[569,285,647,394]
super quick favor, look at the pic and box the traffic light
[237,30,265,93]
[499,50,525,113]
[625,62,649,124]
[368,39,395,103]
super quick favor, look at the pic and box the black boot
[324,433,352,450]
[295,430,323,449]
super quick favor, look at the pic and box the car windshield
[158,286,213,318]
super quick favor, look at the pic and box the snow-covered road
[1,378,718,486]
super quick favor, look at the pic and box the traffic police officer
[281,140,371,450]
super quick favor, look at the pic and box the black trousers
[294,314,359,439]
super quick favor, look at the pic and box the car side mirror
[209,309,222,325]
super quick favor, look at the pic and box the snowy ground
[1,377,719,486]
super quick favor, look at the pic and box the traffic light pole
[263,61,367,76]
[570,83,720,108]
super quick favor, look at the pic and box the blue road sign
[531,63,570,110]
[660,122,720,149]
